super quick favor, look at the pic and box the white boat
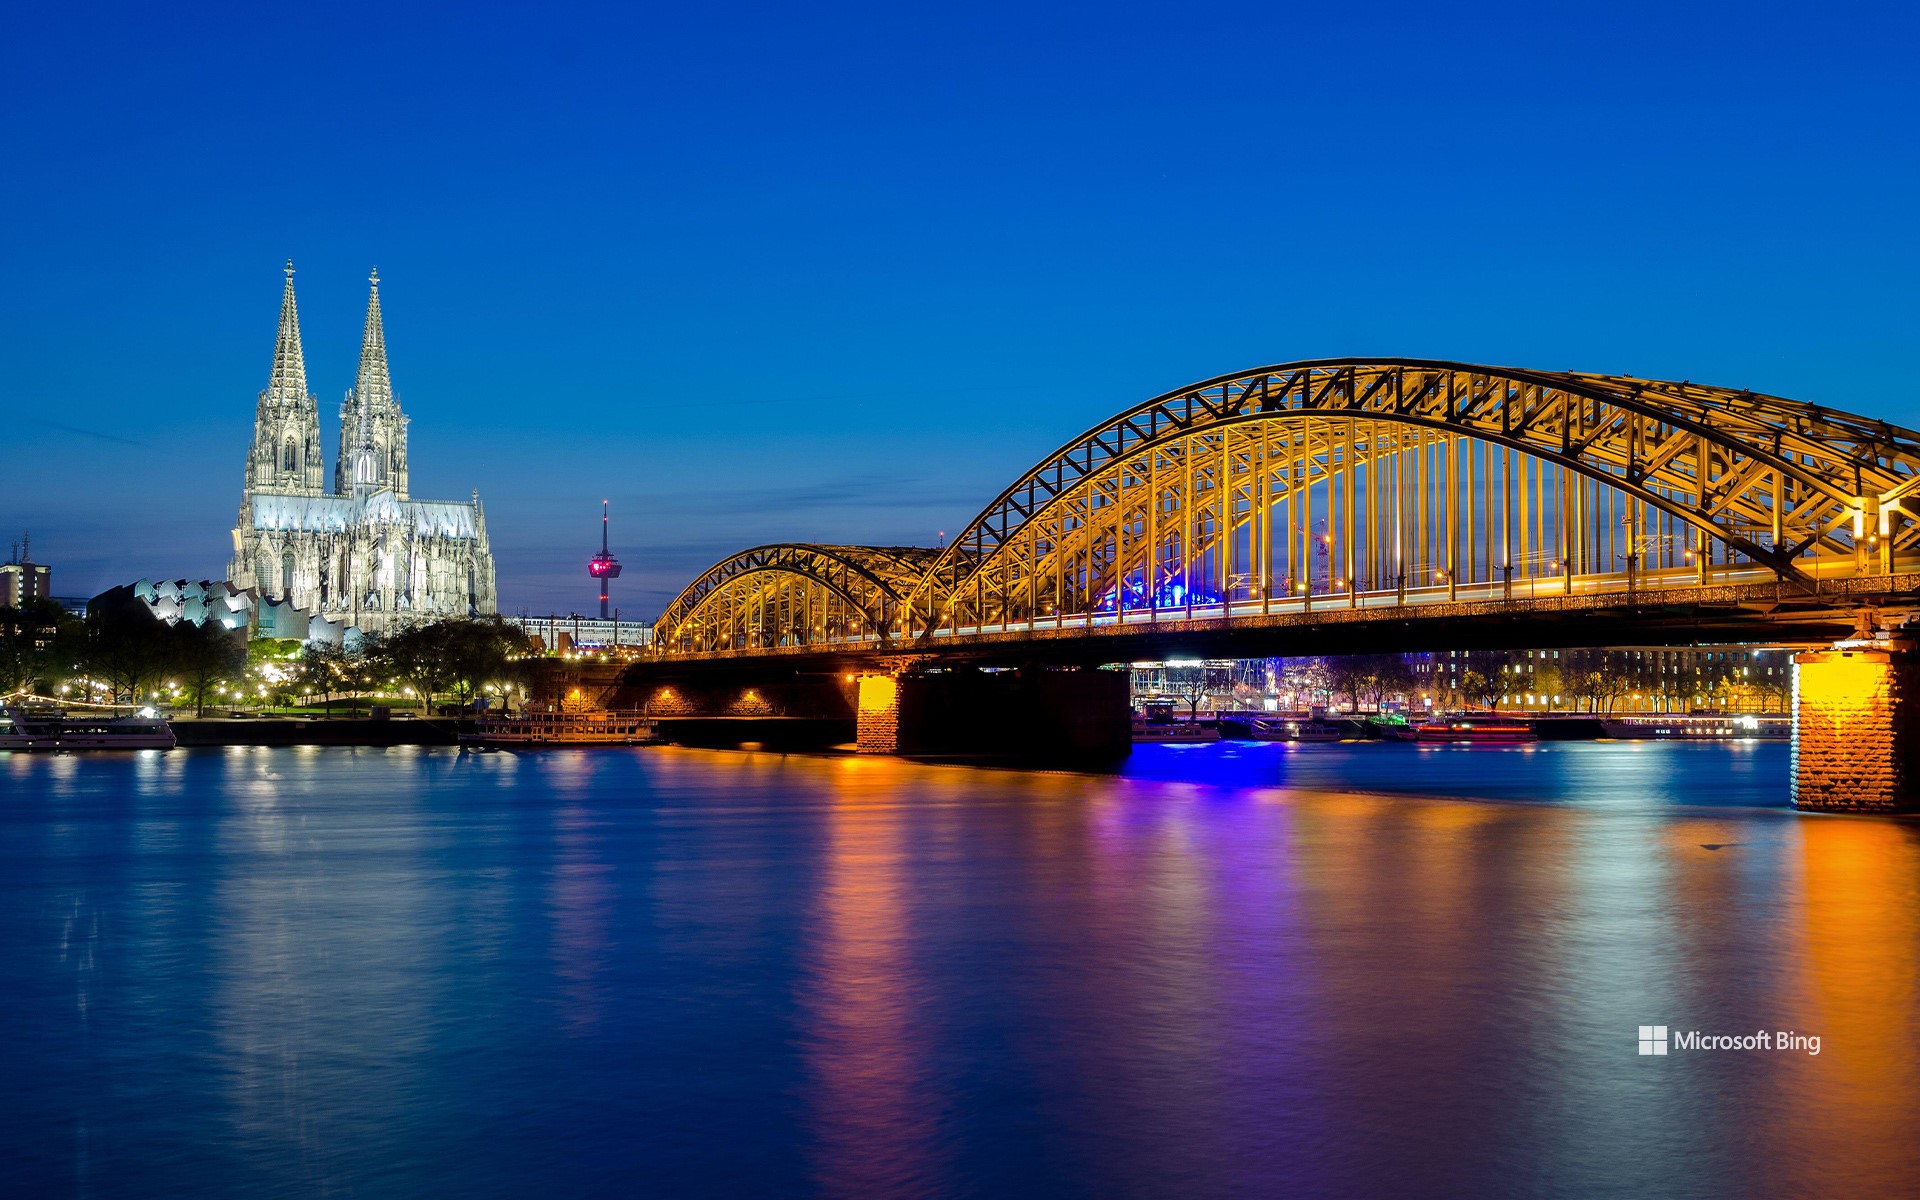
[1599,714,1787,740]
[461,709,660,746]
[0,704,177,750]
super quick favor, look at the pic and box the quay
[169,717,461,747]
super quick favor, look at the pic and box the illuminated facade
[228,264,497,636]
[506,614,653,651]
[1411,647,1792,712]
[1,533,51,609]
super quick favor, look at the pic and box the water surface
[4,743,1916,1198]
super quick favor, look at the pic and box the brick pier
[1791,635,1920,813]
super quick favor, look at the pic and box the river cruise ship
[0,704,177,751]
[1598,714,1788,740]
[461,709,661,747]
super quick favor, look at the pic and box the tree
[1278,658,1332,710]
[1374,656,1415,710]
[1595,660,1637,713]
[1751,665,1791,713]
[441,616,530,706]
[167,620,248,717]
[1699,663,1739,713]
[0,600,79,695]
[377,622,455,710]
[80,609,170,706]
[1567,669,1605,712]
[1561,650,1613,713]
[1326,653,1407,713]
[299,640,345,707]
[1532,662,1565,711]
[243,636,303,711]
[1326,657,1370,713]
[1168,664,1210,718]
[375,616,531,711]
[1461,670,1504,712]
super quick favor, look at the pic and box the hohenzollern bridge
[619,358,1920,811]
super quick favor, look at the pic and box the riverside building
[0,534,51,609]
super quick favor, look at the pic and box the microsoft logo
[1638,1026,1669,1055]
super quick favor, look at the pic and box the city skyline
[6,3,1916,615]
[8,7,1920,1195]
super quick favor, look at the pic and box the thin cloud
[23,419,150,447]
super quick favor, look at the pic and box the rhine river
[4,742,1917,1198]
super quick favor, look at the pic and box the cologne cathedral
[228,263,497,636]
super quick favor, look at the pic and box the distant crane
[587,500,622,620]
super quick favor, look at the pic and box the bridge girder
[654,359,1920,657]
[654,543,938,653]
[907,360,1920,633]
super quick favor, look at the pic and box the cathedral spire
[355,267,394,412]
[265,259,308,404]
[336,267,410,499]
[246,260,324,497]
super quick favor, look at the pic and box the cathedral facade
[229,264,498,637]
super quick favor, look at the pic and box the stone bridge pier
[602,658,1131,763]
[856,663,1131,764]
[1792,623,1920,813]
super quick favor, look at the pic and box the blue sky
[3,2,1915,616]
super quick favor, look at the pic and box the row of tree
[303,617,532,711]
[0,601,533,715]
[1,601,247,714]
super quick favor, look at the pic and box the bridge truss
[654,359,1920,655]
[655,543,939,655]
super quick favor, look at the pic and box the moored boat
[1410,715,1537,744]
[0,703,177,750]
[461,709,660,746]
[1131,716,1221,743]
[1131,699,1221,743]
[1599,714,1787,740]
[1249,716,1345,743]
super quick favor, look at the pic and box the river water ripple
[3,742,1916,1198]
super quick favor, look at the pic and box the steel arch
[904,359,1920,629]
[654,543,939,649]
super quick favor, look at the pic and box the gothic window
[283,437,297,471]
[281,552,296,597]
[390,447,401,472]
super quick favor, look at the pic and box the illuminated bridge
[635,358,1920,809]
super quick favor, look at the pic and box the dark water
[4,743,1917,1199]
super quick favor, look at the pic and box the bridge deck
[635,568,1920,672]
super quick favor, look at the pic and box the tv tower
[587,500,622,619]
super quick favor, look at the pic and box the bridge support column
[856,667,1131,764]
[855,673,903,754]
[1791,631,1920,814]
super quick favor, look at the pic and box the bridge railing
[647,559,1919,660]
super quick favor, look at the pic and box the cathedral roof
[248,491,484,540]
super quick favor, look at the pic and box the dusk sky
[5,2,1915,616]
